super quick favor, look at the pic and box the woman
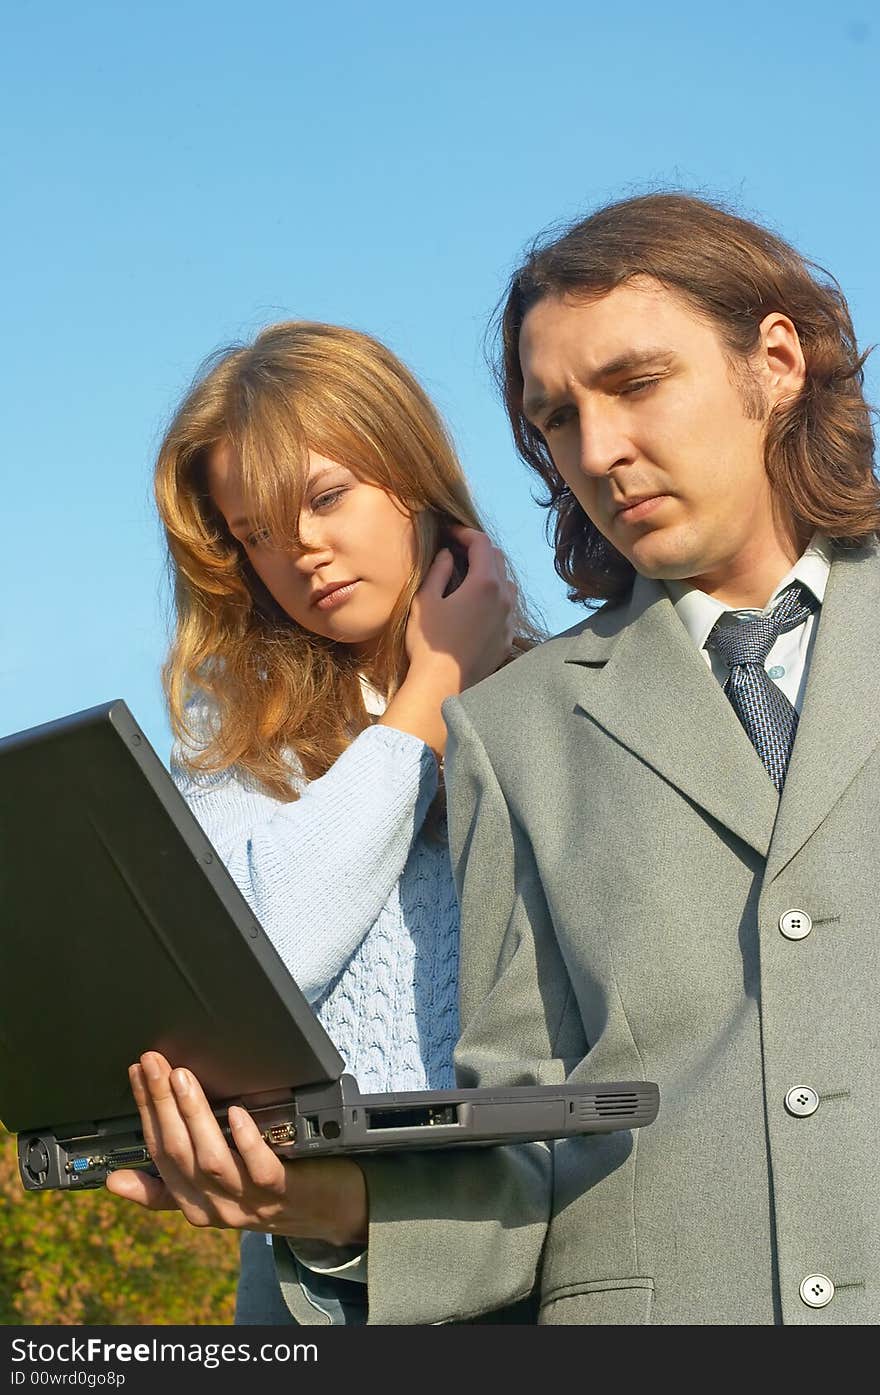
[107,321,540,1322]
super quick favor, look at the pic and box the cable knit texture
[171,720,459,1092]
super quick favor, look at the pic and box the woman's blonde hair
[156,320,541,799]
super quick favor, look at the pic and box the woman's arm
[175,528,515,1004]
[174,722,438,1003]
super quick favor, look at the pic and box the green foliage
[0,1126,238,1324]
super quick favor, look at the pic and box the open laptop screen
[0,700,343,1134]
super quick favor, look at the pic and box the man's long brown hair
[492,192,878,604]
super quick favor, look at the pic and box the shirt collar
[665,533,832,653]
[359,674,387,716]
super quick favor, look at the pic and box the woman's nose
[292,517,334,571]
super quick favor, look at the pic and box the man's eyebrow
[522,348,675,422]
[522,388,553,423]
[594,347,675,379]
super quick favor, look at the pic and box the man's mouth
[613,495,669,524]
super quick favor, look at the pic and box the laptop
[0,700,659,1192]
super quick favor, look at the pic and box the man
[112,194,879,1324]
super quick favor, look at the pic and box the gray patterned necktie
[707,583,817,793]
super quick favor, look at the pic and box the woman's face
[207,441,419,654]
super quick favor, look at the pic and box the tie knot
[708,583,816,669]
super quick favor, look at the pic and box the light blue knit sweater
[171,722,459,1093]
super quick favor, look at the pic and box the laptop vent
[575,1092,640,1123]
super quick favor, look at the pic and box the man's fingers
[128,1062,163,1162]
[228,1105,288,1191]
[111,1057,321,1235]
[169,1068,246,1194]
[137,1053,197,1169]
[131,1055,224,1222]
[105,1168,180,1211]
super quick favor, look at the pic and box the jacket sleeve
[352,694,587,1325]
[172,722,438,1003]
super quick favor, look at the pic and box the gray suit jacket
[353,544,880,1324]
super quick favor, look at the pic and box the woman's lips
[614,495,670,525]
[314,581,360,610]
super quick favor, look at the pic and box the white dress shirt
[665,534,832,713]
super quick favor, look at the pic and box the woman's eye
[245,528,270,548]
[312,488,345,511]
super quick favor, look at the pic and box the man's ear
[756,312,807,406]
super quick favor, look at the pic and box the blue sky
[3,0,878,760]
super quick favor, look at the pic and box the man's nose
[577,401,633,478]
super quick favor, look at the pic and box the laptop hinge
[292,1079,345,1112]
[296,1075,363,1108]
[237,1086,296,1110]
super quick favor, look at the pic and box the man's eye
[620,377,660,396]
[543,408,573,433]
[312,488,345,511]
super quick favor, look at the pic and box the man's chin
[626,537,702,583]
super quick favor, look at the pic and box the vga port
[264,1124,296,1145]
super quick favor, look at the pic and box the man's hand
[104,1051,368,1246]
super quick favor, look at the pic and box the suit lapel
[565,574,779,858]
[765,544,880,881]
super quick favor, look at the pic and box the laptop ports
[105,1147,151,1169]
[264,1123,297,1145]
[365,1104,461,1130]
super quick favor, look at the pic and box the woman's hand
[381,526,516,756]
[104,1052,368,1246]
[406,526,516,690]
